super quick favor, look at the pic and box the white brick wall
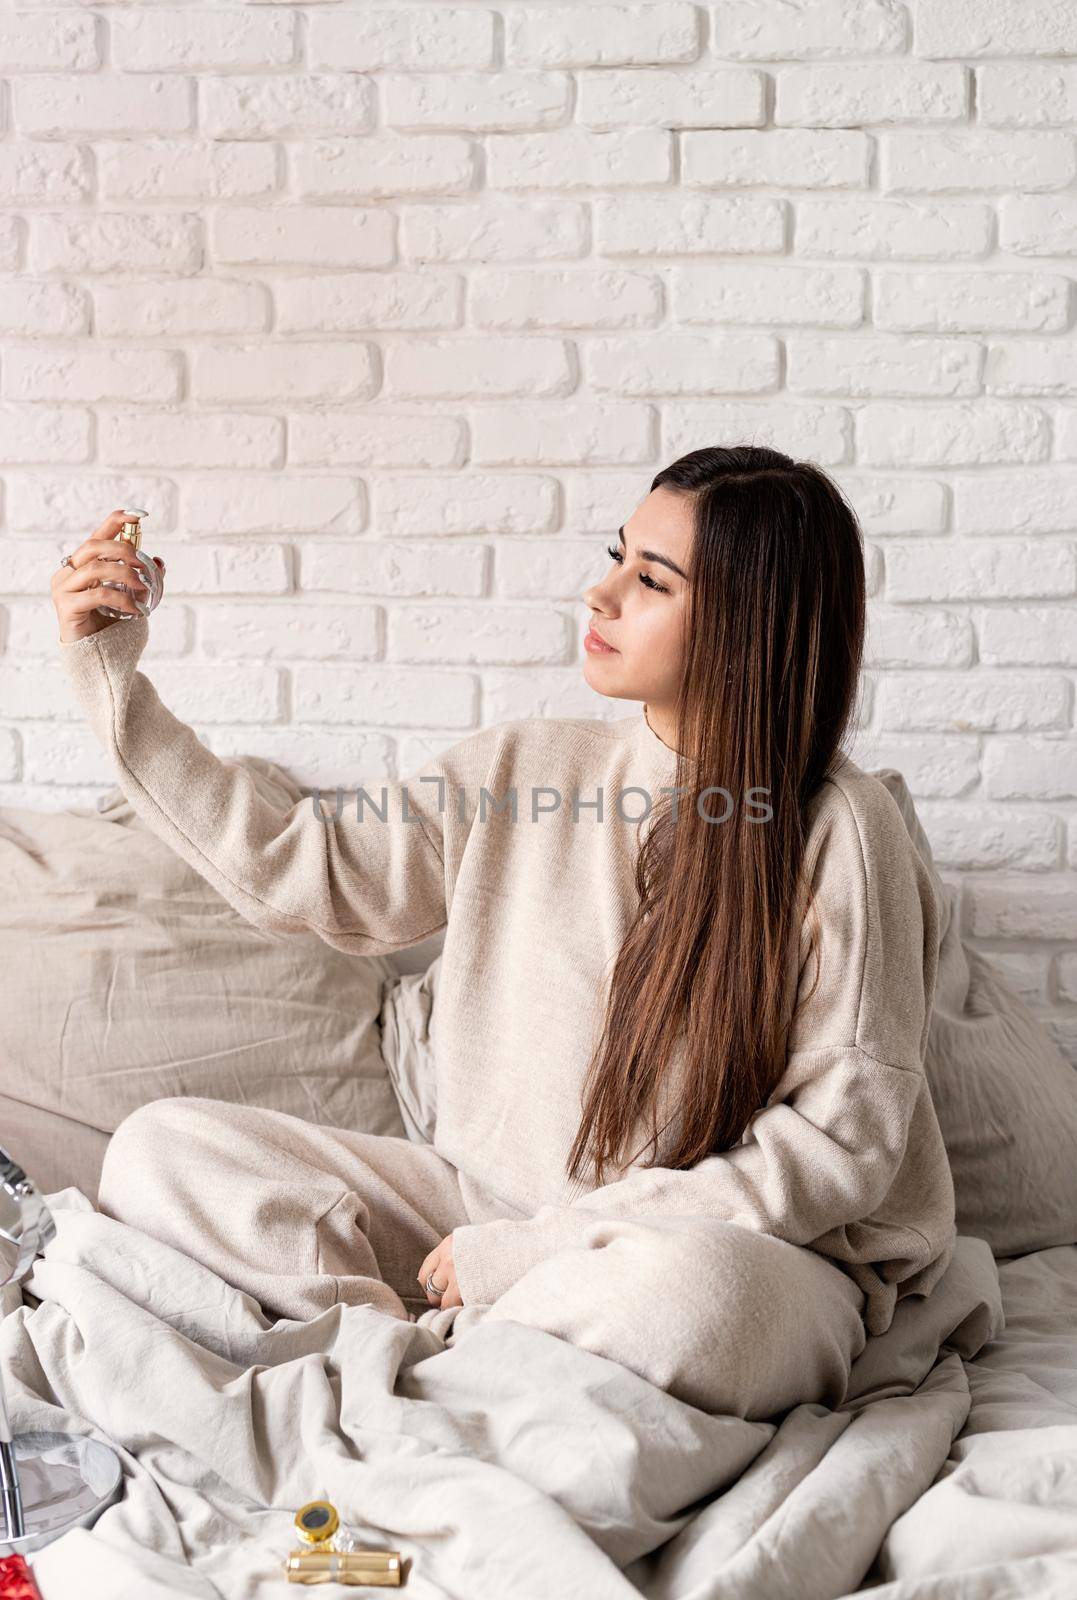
[1,0,1075,1060]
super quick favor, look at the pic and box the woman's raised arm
[56,607,501,958]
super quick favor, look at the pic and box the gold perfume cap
[293,1501,339,1547]
[119,507,149,551]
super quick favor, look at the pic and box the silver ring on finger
[424,1273,445,1298]
[59,553,74,569]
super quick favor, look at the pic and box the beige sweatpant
[98,1097,869,1420]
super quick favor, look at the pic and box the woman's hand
[51,508,166,644]
[417,1233,463,1309]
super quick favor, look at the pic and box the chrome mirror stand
[0,1146,122,1556]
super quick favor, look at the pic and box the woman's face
[581,487,694,709]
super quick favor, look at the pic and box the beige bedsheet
[0,1188,1036,1600]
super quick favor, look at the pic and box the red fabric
[0,1554,44,1600]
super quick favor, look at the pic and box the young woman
[51,445,957,1421]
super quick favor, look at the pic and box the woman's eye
[604,544,668,594]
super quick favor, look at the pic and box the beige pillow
[874,768,1077,1257]
[0,754,406,1200]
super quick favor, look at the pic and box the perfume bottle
[95,508,163,622]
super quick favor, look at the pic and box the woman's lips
[585,625,618,654]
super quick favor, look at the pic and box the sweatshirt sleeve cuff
[451,1212,595,1308]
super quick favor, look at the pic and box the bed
[2,757,1076,1599]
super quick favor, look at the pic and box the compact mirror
[0,1145,122,1556]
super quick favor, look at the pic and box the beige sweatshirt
[59,614,957,1337]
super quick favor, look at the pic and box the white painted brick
[594,193,786,256]
[664,401,848,464]
[587,333,779,395]
[713,0,906,58]
[99,411,282,470]
[206,727,397,788]
[384,337,573,398]
[140,543,292,597]
[471,402,653,466]
[858,401,1050,467]
[983,739,1077,799]
[977,64,1077,127]
[795,198,992,259]
[300,541,486,599]
[307,9,496,72]
[845,736,981,796]
[777,64,967,127]
[495,538,602,600]
[683,130,869,190]
[293,665,477,728]
[191,342,377,404]
[978,608,1077,666]
[470,268,661,330]
[149,661,282,724]
[579,67,764,129]
[916,1,1077,60]
[111,9,295,72]
[6,475,176,535]
[3,346,181,403]
[886,540,1075,601]
[98,141,278,202]
[384,72,571,131]
[95,278,267,338]
[967,880,1077,941]
[674,263,864,327]
[985,341,1077,397]
[1046,1017,1077,1070]
[389,603,567,665]
[488,128,672,189]
[483,668,626,722]
[954,471,1077,535]
[0,143,91,204]
[865,604,974,668]
[211,206,394,268]
[1055,412,1077,462]
[880,672,1069,732]
[293,136,475,199]
[788,336,980,397]
[836,474,948,535]
[505,4,701,68]
[10,599,189,660]
[0,281,87,337]
[14,75,191,138]
[984,952,1051,1005]
[998,195,1077,255]
[0,729,18,783]
[0,406,91,464]
[403,199,588,262]
[22,723,124,785]
[882,132,1075,192]
[1059,955,1077,1004]
[200,603,378,660]
[184,476,364,536]
[373,475,558,536]
[0,12,98,71]
[31,213,202,275]
[917,801,1060,870]
[0,220,19,271]
[201,76,375,140]
[6,662,88,719]
[289,412,463,469]
[565,471,669,533]
[274,272,460,333]
[875,271,1069,333]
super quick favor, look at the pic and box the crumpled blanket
[0,1191,1006,1600]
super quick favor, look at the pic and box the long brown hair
[565,445,866,1194]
